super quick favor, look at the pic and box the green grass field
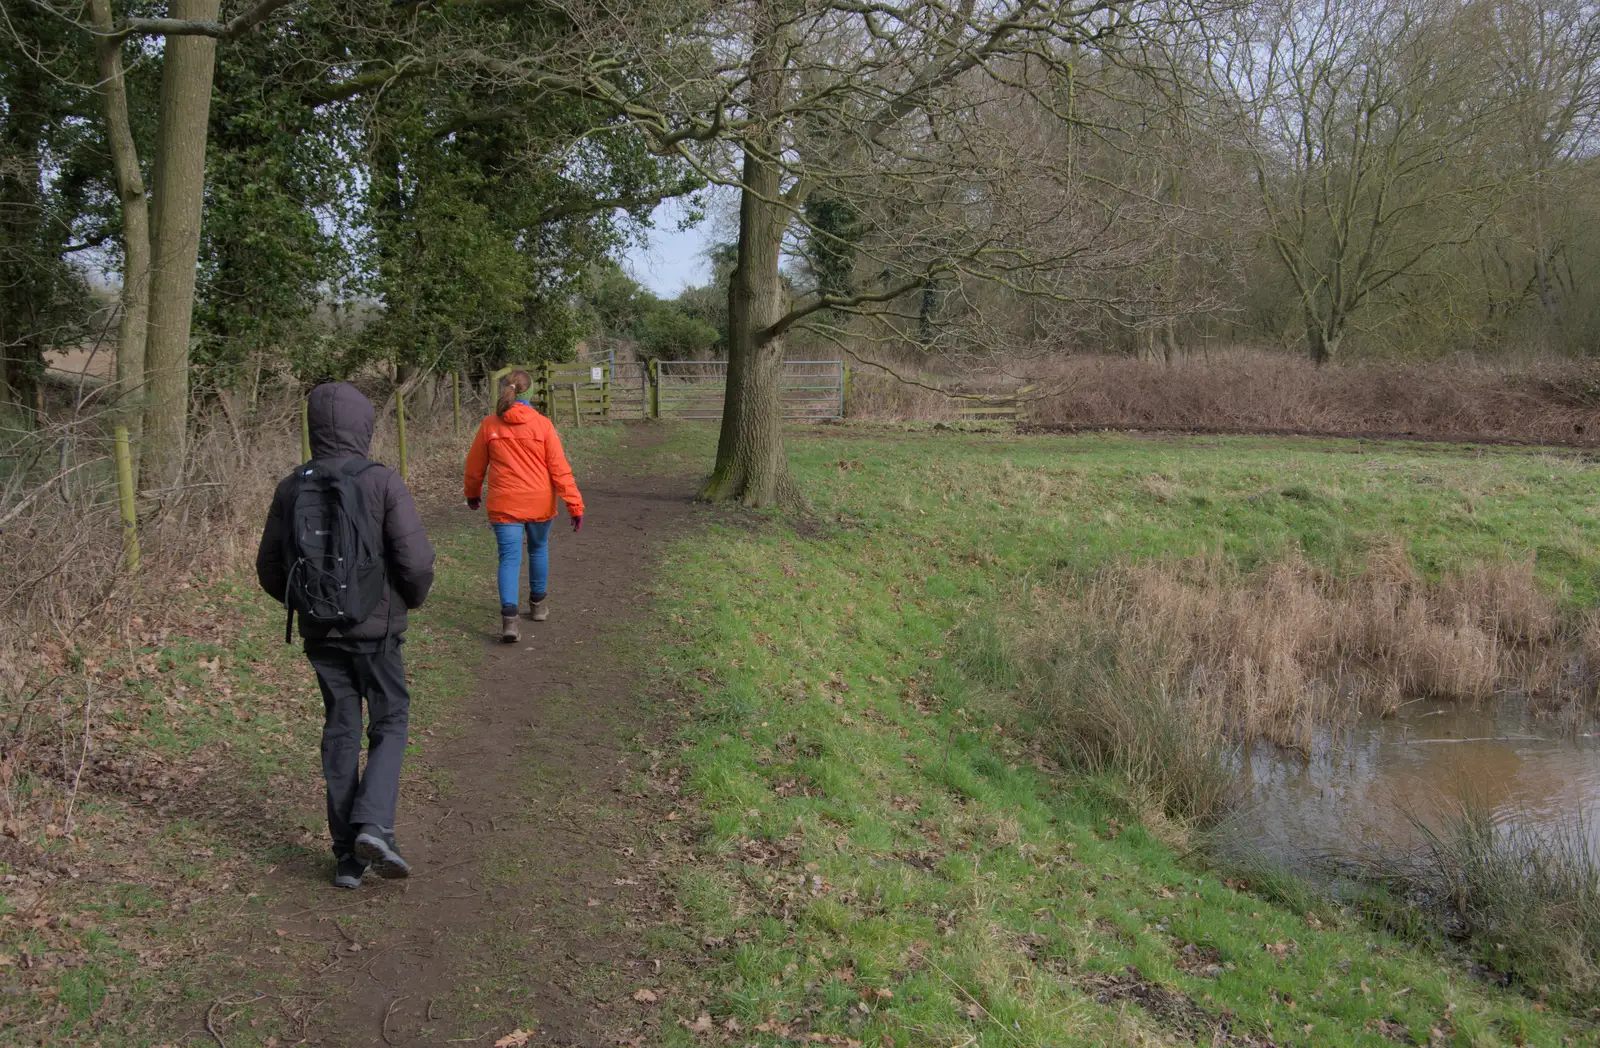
[645,424,1600,1047]
[7,422,1596,1045]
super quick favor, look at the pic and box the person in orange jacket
[463,369,585,642]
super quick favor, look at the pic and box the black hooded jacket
[256,383,436,644]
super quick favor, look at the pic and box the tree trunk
[701,7,803,510]
[701,148,802,509]
[1307,317,1341,365]
[140,0,222,490]
[1530,176,1559,334]
[0,37,48,424]
[90,0,150,461]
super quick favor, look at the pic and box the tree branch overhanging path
[29,0,1217,508]
[423,0,1214,509]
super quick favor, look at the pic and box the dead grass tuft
[966,546,1590,821]
[1026,350,1600,445]
[1067,547,1579,751]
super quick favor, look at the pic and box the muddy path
[239,438,701,1047]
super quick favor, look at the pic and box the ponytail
[496,369,532,421]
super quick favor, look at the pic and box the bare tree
[1215,0,1505,363]
[1482,0,1600,331]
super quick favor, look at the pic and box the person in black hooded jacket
[256,382,436,888]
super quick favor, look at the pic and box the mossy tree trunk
[700,8,804,510]
[140,0,222,490]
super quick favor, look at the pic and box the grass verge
[642,423,1598,1046]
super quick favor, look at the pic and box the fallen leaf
[494,1030,531,1048]
[632,988,659,1004]
[680,1012,713,1034]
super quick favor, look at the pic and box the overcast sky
[621,198,718,296]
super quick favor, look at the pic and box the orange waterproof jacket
[463,402,585,524]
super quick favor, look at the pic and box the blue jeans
[492,520,553,612]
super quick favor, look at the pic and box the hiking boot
[529,597,549,622]
[333,851,370,890]
[501,614,520,643]
[353,824,410,879]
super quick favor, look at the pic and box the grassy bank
[644,423,1599,1046]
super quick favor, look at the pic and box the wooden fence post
[842,365,852,418]
[300,397,312,462]
[114,426,140,573]
[452,371,461,438]
[396,384,409,479]
[570,383,582,426]
[601,364,610,421]
[649,358,660,419]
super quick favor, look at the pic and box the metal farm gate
[655,360,845,421]
[609,361,650,420]
[488,359,846,422]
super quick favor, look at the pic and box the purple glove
[571,514,583,533]
[466,497,481,510]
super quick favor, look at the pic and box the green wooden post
[396,384,409,479]
[300,397,312,461]
[649,358,660,419]
[841,364,852,418]
[114,426,140,573]
[452,371,461,437]
[601,363,610,421]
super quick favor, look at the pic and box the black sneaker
[333,851,370,890]
[353,824,411,879]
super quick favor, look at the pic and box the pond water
[1227,701,1600,866]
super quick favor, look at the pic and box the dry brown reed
[1024,350,1600,444]
[846,366,963,421]
[966,547,1593,823]
[1022,547,1587,754]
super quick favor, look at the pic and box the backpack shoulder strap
[337,457,382,476]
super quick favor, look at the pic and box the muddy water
[1229,702,1600,865]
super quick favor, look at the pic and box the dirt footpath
[245,454,700,1047]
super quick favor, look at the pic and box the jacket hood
[500,401,539,425]
[307,382,375,460]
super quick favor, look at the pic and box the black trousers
[305,640,410,853]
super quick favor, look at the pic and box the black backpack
[281,459,388,642]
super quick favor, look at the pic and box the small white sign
[590,366,604,383]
